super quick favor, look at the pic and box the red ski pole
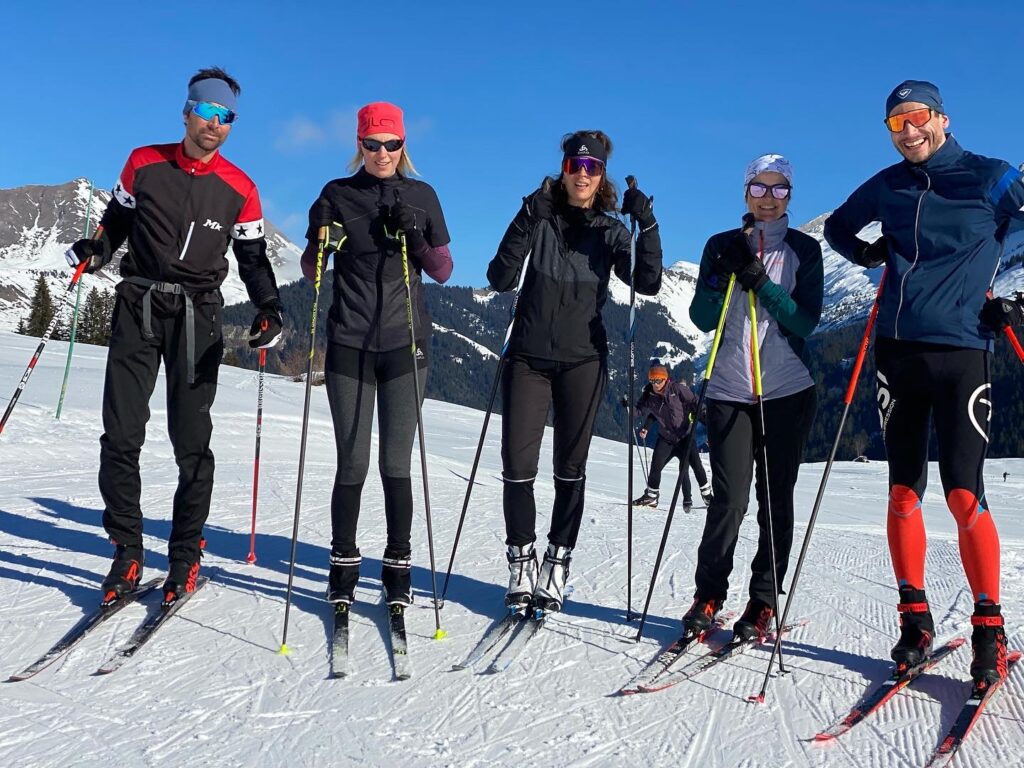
[1,258,91,436]
[247,337,268,564]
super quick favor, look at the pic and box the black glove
[65,238,111,274]
[979,294,1024,331]
[248,301,283,349]
[392,192,425,248]
[855,238,888,269]
[621,187,655,227]
[736,259,769,292]
[320,221,347,254]
[524,186,554,222]
[713,234,753,278]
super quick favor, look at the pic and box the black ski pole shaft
[752,271,887,702]
[400,234,445,639]
[1,257,91,436]
[279,230,330,655]
[633,425,650,484]
[634,275,739,642]
[626,213,638,621]
[746,284,785,673]
[439,248,532,608]
[247,344,267,564]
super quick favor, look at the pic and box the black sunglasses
[361,137,405,152]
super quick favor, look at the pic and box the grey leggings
[325,343,427,555]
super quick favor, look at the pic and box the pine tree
[25,275,56,337]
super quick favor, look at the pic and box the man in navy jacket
[825,80,1024,685]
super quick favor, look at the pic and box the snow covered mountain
[0,178,304,329]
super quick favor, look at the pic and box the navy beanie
[562,134,608,163]
[886,80,944,116]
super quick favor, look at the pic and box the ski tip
[277,644,292,656]
[433,629,448,641]
[813,733,835,743]
[6,674,27,683]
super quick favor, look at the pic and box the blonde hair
[347,145,419,176]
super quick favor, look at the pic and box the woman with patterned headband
[683,153,823,643]
[486,130,663,613]
[301,102,453,610]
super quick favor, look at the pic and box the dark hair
[550,130,619,213]
[188,66,241,96]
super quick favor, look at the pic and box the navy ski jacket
[824,136,1024,350]
[635,380,698,445]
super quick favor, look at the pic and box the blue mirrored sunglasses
[187,100,236,125]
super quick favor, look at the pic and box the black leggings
[647,436,708,502]
[324,343,426,557]
[501,356,606,549]
[693,386,816,606]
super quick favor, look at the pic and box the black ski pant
[501,356,605,549]
[647,435,708,503]
[99,285,223,566]
[693,386,816,607]
[875,338,1000,604]
[324,343,426,576]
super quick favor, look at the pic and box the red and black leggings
[875,337,1000,604]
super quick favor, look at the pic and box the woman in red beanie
[486,130,663,613]
[301,102,453,609]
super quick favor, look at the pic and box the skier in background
[65,67,283,605]
[825,80,1024,684]
[632,361,712,513]
[487,130,662,613]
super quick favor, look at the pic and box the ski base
[814,636,966,741]
[8,578,162,682]
[923,651,1021,767]
[329,603,350,679]
[94,576,210,675]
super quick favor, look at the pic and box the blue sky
[3,1,1023,285]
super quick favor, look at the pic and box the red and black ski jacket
[97,142,281,308]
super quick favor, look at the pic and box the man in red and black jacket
[66,66,283,606]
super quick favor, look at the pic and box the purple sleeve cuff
[417,241,453,284]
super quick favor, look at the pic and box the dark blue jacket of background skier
[824,135,1024,351]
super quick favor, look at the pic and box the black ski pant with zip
[99,284,223,568]
[324,342,426,601]
[501,355,605,550]
[693,385,816,607]
[647,435,708,503]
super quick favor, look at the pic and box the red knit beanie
[357,102,405,139]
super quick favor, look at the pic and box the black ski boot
[162,558,200,607]
[101,543,144,605]
[327,550,361,605]
[682,595,723,634]
[970,603,1008,685]
[632,489,659,508]
[382,549,413,607]
[733,597,776,641]
[890,587,934,668]
[700,483,713,507]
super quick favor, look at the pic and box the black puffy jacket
[487,197,662,362]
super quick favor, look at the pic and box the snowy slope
[1,330,1023,768]
[0,179,303,330]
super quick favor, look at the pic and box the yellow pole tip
[433,629,448,641]
[277,644,292,656]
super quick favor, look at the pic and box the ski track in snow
[0,330,1022,768]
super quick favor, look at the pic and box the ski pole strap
[122,277,197,385]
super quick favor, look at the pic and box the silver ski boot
[505,543,538,608]
[533,543,572,613]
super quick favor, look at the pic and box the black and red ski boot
[162,539,204,607]
[891,587,934,668]
[682,595,723,634]
[970,603,1008,685]
[733,597,775,641]
[101,543,144,605]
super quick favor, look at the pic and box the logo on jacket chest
[203,219,224,232]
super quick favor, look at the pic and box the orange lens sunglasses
[884,107,934,133]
